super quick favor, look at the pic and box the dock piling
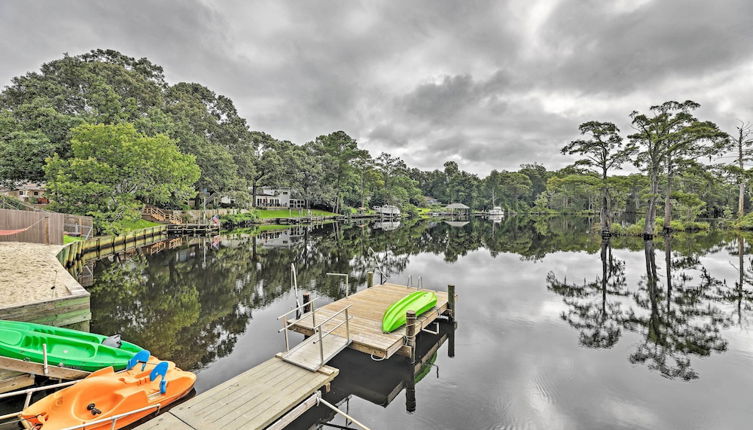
[367,271,373,288]
[406,310,417,363]
[448,284,456,321]
[303,292,312,313]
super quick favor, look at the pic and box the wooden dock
[167,224,220,235]
[288,283,450,359]
[135,357,337,430]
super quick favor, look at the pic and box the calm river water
[82,217,753,429]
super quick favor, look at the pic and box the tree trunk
[665,234,672,313]
[644,171,659,237]
[738,236,744,325]
[601,238,608,314]
[251,183,257,208]
[663,159,673,232]
[601,169,609,233]
[739,136,745,218]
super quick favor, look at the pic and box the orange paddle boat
[21,350,196,430]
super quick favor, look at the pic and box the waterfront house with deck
[255,187,305,208]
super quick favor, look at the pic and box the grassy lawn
[63,235,82,244]
[254,209,338,219]
[118,219,162,231]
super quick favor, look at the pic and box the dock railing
[278,298,353,370]
[311,305,352,364]
[0,380,79,421]
[278,296,321,351]
[60,404,162,430]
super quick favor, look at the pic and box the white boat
[489,206,504,216]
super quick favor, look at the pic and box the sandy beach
[0,242,79,307]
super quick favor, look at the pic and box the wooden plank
[0,369,34,394]
[287,283,449,360]
[143,358,338,430]
[266,392,320,430]
[0,355,90,380]
[132,411,195,430]
[282,334,349,371]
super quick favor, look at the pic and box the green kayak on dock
[0,320,143,372]
[382,291,438,333]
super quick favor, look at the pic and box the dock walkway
[288,283,449,359]
[136,356,337,430]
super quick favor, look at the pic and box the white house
[374,205,401,217]
[254,187,305,208]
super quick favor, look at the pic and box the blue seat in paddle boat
[150,361,169,394]
[126,350,151,371]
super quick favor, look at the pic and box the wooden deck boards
[135,357,337,430]
[282,333,350,371]
[288,283,449,359]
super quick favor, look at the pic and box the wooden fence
[0,209,94,245]
[0,208,64,244]
[63,214,94,239]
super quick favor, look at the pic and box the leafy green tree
[290,143,326,208]
[0,49,167,173]
[371,153,421,210]
[0,50,258,206]
[519,164,550,206]
[498,171,532,212]
[562,121,635,233]
[629,101,727,235]
[164,82,256,200]
[0,110,55,187]
[310,131,368,212]
[250,136,291,206]
[45,123,199,232]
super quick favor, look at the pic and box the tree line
[0,50,751,233]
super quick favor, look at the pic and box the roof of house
[446,202,470,209]
[0,182,46,192]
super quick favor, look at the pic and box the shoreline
[0,241,90,328]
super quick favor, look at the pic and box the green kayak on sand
[382,291,438,333]
[0,320,143,372]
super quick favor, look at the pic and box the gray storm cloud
[1,0,752,174]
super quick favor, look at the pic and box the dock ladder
[277,296,352,371]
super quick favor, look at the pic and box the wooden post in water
[448,317,456,358]
[303,292,312,313]
[404,366,416,413]
[367,271,374,288]
[406,310,417,364]
[447,284,456,322]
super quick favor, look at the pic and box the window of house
[34,192,39,196]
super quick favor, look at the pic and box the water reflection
[87,217,752,380]
[74,216,753,428]
[546,239,628,349]
[548,235,732,381]
[288,319,455,429]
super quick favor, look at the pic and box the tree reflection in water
[87,216,749,380]
[546,238,628,348]
[548,233,732,381]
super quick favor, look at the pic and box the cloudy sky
[1,0,752,174]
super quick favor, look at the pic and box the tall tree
[45,123,199,233]
[249,136,290,206]
[562,121,635,233]
[629,101,726,236]
[311,131,368,213]
[730,122,753,217]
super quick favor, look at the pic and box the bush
[733,213,753,230]
[221,212,257,226]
